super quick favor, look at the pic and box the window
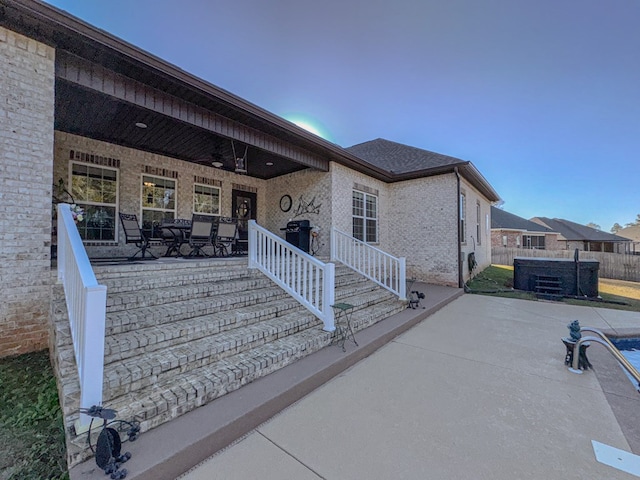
[502,235,508,247]
[193,184,220,216]
[352,190,377,242]
[523,235,545,249]
[476,201,481,245]
[459,192,466,243]
[70,162,118,241]
[141,175,176,238]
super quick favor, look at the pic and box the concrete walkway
[178,295,640,480]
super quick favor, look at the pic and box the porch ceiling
[54,81,309,179]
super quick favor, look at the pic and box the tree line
[611,214,640,233]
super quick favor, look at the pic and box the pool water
[610,338,640,387]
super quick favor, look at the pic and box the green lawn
[0,350,68,480]
[467,265,640,312]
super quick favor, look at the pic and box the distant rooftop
[491,207,554,233]
[616,225,640,242]
[532,217,631,242]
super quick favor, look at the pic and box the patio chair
[214,217,238,257]
[186,214,217,257]
[119,212,157,260]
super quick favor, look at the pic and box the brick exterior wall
[491,230,563,251]
[0,27,55,357]
[459,179,493,283]
[545,233,562,250]
[262,167,333,256]
[329,164,493,287]
[329,162,390,247]
[492,230,523,248]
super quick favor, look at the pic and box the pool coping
[590,328,640,455]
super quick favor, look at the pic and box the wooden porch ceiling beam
[55,52,328,171]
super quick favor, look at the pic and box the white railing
[248,220,335,331]
[57,204,107,430]
[331,228,406,300]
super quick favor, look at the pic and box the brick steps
[101,283,396,398]
[103,279,382,364]
[52,259,405,466]
[102,269,373,336]
[102,296,402,434]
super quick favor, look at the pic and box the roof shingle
[346,138,466,174]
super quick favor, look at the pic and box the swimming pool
[609,337,640,387]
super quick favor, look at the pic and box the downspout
[455,167,463,288]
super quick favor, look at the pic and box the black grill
[281,220,312,253]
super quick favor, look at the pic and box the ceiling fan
[202,140,248,174]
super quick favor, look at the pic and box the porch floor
[68,282,462,480]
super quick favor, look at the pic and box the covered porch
[52,48,335,261]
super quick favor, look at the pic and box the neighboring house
[490,207,560,250]
[0,0,500,357]
[616,225,640,254]
[531,217,630,253]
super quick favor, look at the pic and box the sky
[43,0,640,232]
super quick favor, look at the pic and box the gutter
[455,167,463,288]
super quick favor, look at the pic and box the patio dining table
[159,220,192,257]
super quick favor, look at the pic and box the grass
[0,350,68,480]
[467,265,640,312]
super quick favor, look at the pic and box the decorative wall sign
[293,195,322,217]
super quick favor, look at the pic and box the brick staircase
[49,257,405,466]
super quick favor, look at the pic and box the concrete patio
[70,290,640,479]
[180,294,640,479]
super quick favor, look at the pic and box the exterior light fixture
[135,122,147,128]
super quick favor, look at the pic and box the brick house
[616,225,640,254]
[491,206,560,250]
[531,217,630,253]
[0,0,499,360]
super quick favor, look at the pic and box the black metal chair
[214,217,238,257]
[186,214,217,257]
[119,213,157,260]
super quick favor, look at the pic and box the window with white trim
[352,190,378,243]
[141,175,176,238]
[193,183,220,216]
[523,235,545,250]
[70,162,118,241]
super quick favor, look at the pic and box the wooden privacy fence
[491,247,640,282]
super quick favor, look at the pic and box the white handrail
[57,204,107,429]
[331,228,406,300]
[248,220,335,331]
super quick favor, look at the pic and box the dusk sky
[44,0,639,232]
